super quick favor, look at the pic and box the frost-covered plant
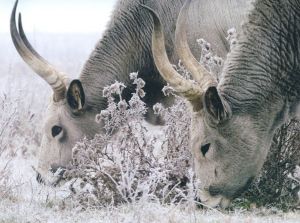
[0,94,15,199]
[153,86,191,183]
[0,90,44,201]
[0,94,19,156]
[243,120,300,210]
[197,38,223,80]
[0,91,43,158]
[226,28,238,50]
[0,164,12,201]
[64,73,197,208]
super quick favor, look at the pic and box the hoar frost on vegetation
[243,120,300,210]
[0,90,45,202]
[63,73,198,208]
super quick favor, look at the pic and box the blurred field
[0,32,100,91]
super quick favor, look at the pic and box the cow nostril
[200,143,210,157]
[195,197,205,209]
[208,186,221,196]
[36,173,44,184]
[50,165,66,176]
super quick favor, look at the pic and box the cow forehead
[46,99,75,120]
[192,113,263,151]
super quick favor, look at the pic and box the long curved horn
[10,0,67,101]
[175,0,217,90]
[141,5,203,101]
[18,14,70,87]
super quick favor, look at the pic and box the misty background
[0,0,117,93]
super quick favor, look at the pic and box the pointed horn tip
[11,0,19,28]
[13,0,19,11]
[139,3,152,12]
[139,4,159,19]
[9,0,68,98]
[18,12,22,25]
[18,12,23,28]
[186,0,192,6]
[182,0,192,9]
[177,0,192,25]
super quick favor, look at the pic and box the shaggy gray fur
[220,0,300,118]
[80,0,252,115]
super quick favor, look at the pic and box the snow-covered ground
[0,33,299,223]
[1,154,300,223]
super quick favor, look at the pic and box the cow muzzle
[198,190,231,209]
[33,165,66,187]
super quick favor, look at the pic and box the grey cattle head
[145,0,300,208]
[10,1,102,184]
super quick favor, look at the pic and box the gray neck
[78,0,189,111]
[79,1,154,111]
[219,0,300,128]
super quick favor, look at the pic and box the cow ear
[204,86,231,123]
[67,80,85,111]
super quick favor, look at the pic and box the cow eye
[52,126,63,138]
[200,143,210,157]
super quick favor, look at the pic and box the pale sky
[0,0,118,33]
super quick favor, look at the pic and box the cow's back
[80,0,254,116]
[109,0,253,60]
[185,0,254,59]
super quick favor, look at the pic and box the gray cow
[146,0,300,207]
[11,0,254,207]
